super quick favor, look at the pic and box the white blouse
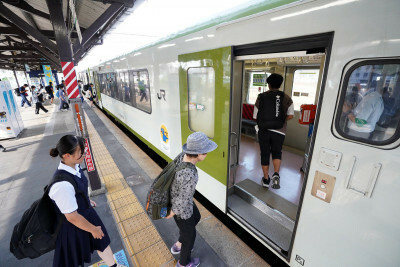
[48,162,81,214]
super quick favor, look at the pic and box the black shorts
[258,129,285,166]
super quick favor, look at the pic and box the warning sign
[85,138,95,172]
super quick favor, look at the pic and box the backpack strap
[45,173,90,209]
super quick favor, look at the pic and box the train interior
[228,51,325,255]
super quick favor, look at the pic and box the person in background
[32,85,48,114]
[166,132,218,267]
[87,83,95,108]
[58,84,69,111]
[343,85,384,139]
[48,135,127,267]
[77,80,84,103]
[45,82,55,104]
[19,84,32,107]
[0,144,6,152]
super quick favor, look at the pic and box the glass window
[128,71,136,107]
[246,72,271,104]
[188,67,215,138]
[105,73,117,98]
[291,69,320,111]
[131,70,151,113]
[336,62,400,145]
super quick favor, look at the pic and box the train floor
[235,135,304,205]
[0,96,268,267]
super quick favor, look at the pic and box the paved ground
[0,96,268,267]
[0,99,126,267]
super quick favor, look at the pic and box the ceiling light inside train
[158,44,176,49]
[185,37,204,42]
[270,0,359,21]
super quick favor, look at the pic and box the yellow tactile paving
[127,225,162,254]
[84,113,173,267]
[134,241,176,267]
[116,202,143,221]
[113,194,138,210]
[121,213,152,236]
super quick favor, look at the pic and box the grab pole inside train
[46,0,104,195]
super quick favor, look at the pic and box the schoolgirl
[49,135,125,267]
[166,132,218,267]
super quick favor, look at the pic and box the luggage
[62,102,69,109]
[9,174,83,259]
[146,158,195,220]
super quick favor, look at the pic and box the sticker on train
[160,124,170,152]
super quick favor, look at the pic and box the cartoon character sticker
[160,124,170,153]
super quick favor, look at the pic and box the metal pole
[13,69,20,88]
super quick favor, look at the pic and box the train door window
[129,70,151,113]
[98,74,105,94]
[291,69,320,111]
[121,72,131,105]
[336,61,400,145]
[117,72,125,102]
[187,67,215,138]
[128,71,136,107]
[106,73,117,98]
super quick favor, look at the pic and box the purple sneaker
[171,243,181,255]
[176,258,200,267]
[171,243,194,255]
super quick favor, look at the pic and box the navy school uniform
[51,168,110,267]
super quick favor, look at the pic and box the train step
[228,179,298,251]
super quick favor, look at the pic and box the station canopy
[0,0,134,72]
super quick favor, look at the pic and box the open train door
[178,47,232,212]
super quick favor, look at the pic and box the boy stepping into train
[255,74,294,189]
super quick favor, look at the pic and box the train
[79,0,400,266]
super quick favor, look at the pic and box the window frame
[334,58,400,147]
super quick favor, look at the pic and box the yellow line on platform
[85,114,175,267]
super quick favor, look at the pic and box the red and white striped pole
[61,61,80,99]
[61,61,86,137]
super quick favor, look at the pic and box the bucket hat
[182,132,218,154]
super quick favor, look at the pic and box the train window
[336,61,400,145]
[245,72,270,104]
[129,70,151,113]
[291,69,320,111]
[187,67,215,138]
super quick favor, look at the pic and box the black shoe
[261,176,270,188]
[271,172,280,189]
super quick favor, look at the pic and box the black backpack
[256,90,286,130]
[14,88,21,96]
[10,173,84,259]
[146,157,195,220]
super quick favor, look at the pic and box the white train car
[82,0,400,266]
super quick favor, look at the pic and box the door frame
[227,32,335,260]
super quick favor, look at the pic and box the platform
[0,96,268,267]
